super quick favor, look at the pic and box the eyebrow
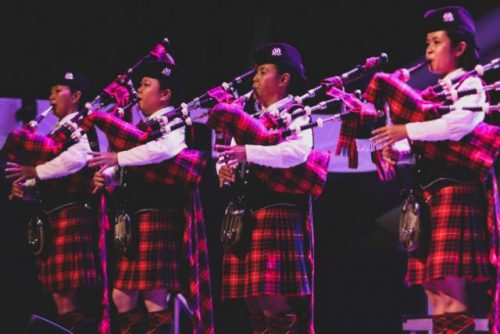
[426,36,440,42]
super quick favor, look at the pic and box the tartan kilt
[114,209,183,291]
[37,203,101,293]
[406,182,492,285]
[222,205,311,300]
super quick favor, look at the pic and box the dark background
[0,1,498,333]
[0,1,498,101]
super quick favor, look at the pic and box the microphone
[322,53,389,89]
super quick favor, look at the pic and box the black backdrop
[0,1,497,100]
[0,1,498,333]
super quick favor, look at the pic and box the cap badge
[161,67,172,77]
[271,47,282,56]
[64,72,74,80]
[443,12,455,23]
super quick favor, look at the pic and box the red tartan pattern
[80,111,150,151]
[1,129,96,194]
[335,118,359,168]
[209,101,316,333]
[208,102,330,197]
[364,73,500,332]
[364,73,435,123]
[97,196,111,334]
[259,111,281,129]
[114,210,183,291]
[183,189,215,334]
[489,171,500,334]
[222,206,311,299]
[250,149,330,197]
[130,150,208,191]
[364,72,500,182]
[37,204,101,292]
[364,73,499,330]
[85,108,214,332]
[1,129,64,165]
[102,80,132,115]
[208,103,284,145]
[80,111,208,190]
[325,86,382,169]
[405,183,491,286]
[112,173,214,332]
[206,86,236,104]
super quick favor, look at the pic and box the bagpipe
[207,101,331,197]
[272,54,391,169]
[0,38,174,194]
[358,57,500,182]
[136,67,256,137]
[205,53,398,196]
[256,53,389,129]
[76,67,256,191]
[2,37,173,161]
[420,56,500,100]
[24,106,53,132]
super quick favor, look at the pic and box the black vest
[120,168,190,213]
[241,167,306,211]
[413,153,479,189]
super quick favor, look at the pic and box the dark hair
[67,86,86,110]
[446,30,480,70]
[157,77,186,106]
[275,63,308,96]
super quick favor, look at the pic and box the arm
[245,115,313,168]
[117,126,186,167]
[36,134,90,180]
[405,76,486,141]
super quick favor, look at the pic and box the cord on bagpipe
[354,57,500,181]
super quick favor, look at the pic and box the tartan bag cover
[1,128,95,194]
[325,86,382,170]
[80,111,208,190]
[363,72,500,181]
[207,102,330,197]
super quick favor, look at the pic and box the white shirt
[117,106,187,167]
[216,96,313,173]
[405,68,486,141]
[36,112,91,180]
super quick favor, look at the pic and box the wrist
[34,166,42,180]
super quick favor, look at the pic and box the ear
[279,72,291,88]
[160,88,172,103]
[455,41,467,58]
[71,91,82,105]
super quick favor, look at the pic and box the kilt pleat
[406,183,491,285]
[114,209,183,291]
[37,204,101,292]
[222,205,311,299]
